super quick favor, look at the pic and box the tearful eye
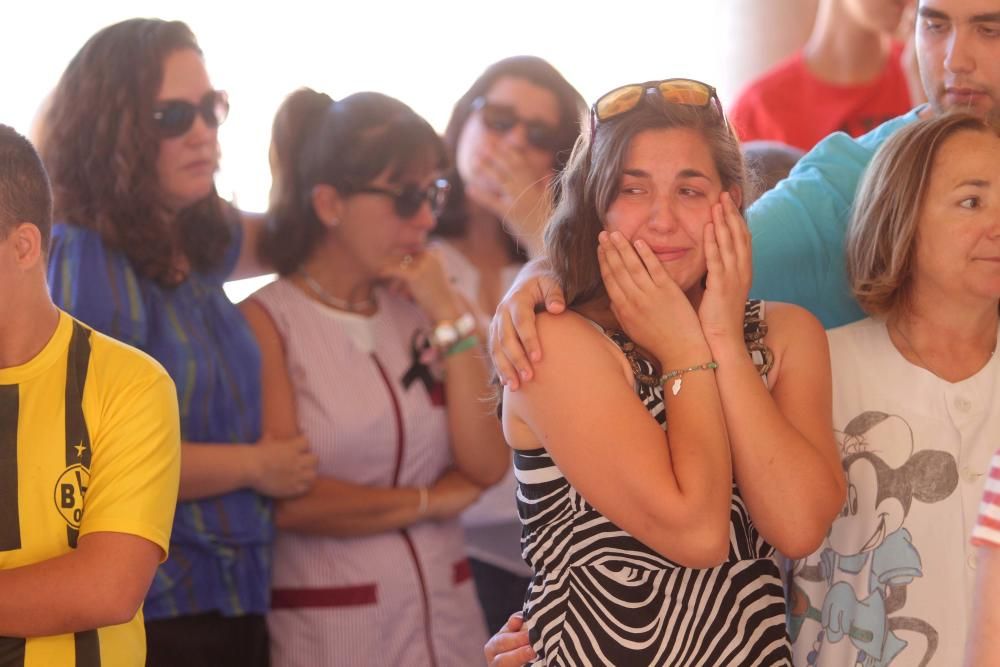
[959,197,980,210]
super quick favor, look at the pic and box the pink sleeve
[972,450,1000,547]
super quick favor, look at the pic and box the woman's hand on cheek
[468,147,553,248]
[598,230,706,368]
[379,250,461,322]
[696,193,752,352]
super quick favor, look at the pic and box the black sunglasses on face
[471,97,561,152]
[354,178,451,218]
[153,90,230,139]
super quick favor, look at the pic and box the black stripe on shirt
[0,384,20,553]
[64,322,92,550]
[0,635,25,667]
[74,629,100,667]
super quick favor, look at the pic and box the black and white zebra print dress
[515,300,791,666]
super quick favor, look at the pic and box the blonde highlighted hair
[847,112,1000,316]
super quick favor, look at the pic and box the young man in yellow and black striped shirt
[0,125,180,667]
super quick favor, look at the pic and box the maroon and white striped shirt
[973,450,1000,547]
[252,279,486,667]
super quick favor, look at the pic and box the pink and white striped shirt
[252,278,487,667]
[973,450,1000,547]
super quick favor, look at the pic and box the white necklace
[299,270,374,312]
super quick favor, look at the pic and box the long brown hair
[545,96,746,307]
[847,112,1000,317]
[40,18,231,286]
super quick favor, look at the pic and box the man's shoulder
[753,109,921,205]
[76,317,172,390]
[798,108,921,161]
[851,107,923,150]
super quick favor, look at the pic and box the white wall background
[1,0,816,298]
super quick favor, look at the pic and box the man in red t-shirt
[731,0,920,151]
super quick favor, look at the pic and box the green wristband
[444,334,479,358]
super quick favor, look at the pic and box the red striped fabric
[271,585,377,609]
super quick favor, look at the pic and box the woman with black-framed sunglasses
[244,89,509,666]
[431,55,586,636]
[40,18,318,667]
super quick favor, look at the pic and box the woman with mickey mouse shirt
[788,112,1000,667]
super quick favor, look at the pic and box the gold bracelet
[660,361,718,396]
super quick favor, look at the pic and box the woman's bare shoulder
[535,310,632,371]
[759,301,830,385]
[762,301,826,342]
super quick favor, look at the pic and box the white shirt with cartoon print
[789,317,1000,667]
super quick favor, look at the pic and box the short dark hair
[260,91,447,275]
[0,124,53,251]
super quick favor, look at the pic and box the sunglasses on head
[590,78,728,137]
[354,178,451,218]
[153,90,230,139]
[471,97,562,152]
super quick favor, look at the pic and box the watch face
[455,312,477,337]
[433,322,459,348]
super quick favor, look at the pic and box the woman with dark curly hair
[433,56,585,631]
[41,18,317,666]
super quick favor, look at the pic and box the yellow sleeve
[78,341,181,562]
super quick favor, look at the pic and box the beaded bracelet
[444,334,480,358]
[431,313,477,350]
[660,361,718,396]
